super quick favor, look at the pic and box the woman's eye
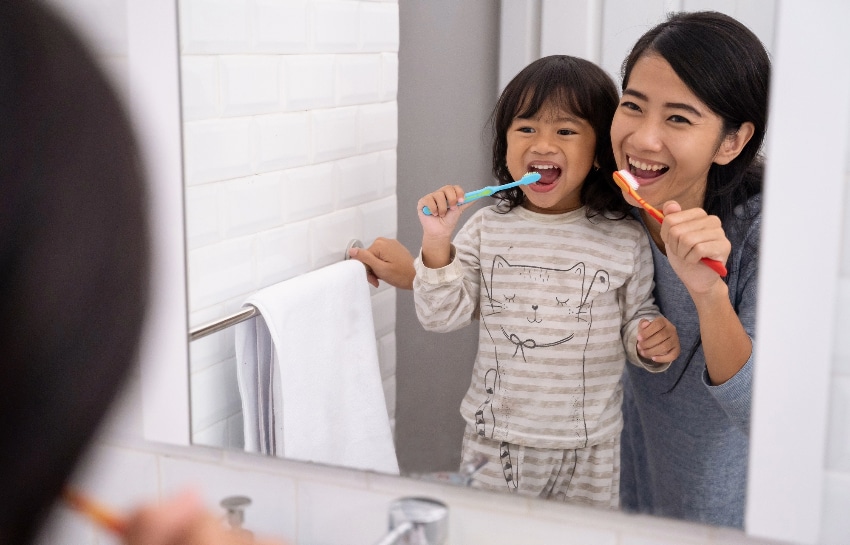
[668,114,692,124]
[620,101,640,112]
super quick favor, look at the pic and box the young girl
[412,55,680,507]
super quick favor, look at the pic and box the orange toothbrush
[613,170,727,277]
[63,488,127,536]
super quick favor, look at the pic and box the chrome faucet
[374,497,448,545]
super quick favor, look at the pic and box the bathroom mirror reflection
[181,0,778,522]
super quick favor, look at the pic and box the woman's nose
[629,119,664,152]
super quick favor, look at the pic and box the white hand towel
[235,259,399,474]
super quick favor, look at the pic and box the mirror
[179,0,829,535]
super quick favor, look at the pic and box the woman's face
[610,53,728,211]
[506,100,597,215]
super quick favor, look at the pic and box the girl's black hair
[489,55,629,218]
[621,11,770,223]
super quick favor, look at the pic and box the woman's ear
[714,121,755,165]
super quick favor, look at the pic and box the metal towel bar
[188,239,364,342]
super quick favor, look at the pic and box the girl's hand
[636,317,680,364]
[417,185,467,236]
[417,185,468,268]
[659,201,731,295]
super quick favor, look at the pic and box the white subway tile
[187,237,256,309]
[180,55,219,121]
[190,357,242,431]
[359,101,398,153]
[192,418,230,449]
[280,163,336,222]
[336,54,382,105]
[336,153,384,208]
[281,55,335,111]
[312,106,359,162]
[381,149,398,196]
[184,182,222,250]
[219,55,281,116]
[450,504,617,545]
[826,376,850,472]
[297,482,395,545]
[179,0,251,54]
[255,222,313,287]
[69,445,160,512]
[309,208,363,268]
[221,174,284,238]
[159,457,298,541]
[312,1,360,53]
[370,285,396,337]
[381,52,399,101]
[252,0,310,53]
[358,195,398,243]
[226,411,246,450]
[360,1,399,52]
[183,118,254,185]
[189,303,233,372]
[254,112,311,172]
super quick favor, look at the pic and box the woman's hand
[659,201,731,295]
[417,185,468,268]
[348,237,415,290]
[122,491,288,545]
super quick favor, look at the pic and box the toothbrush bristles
[615,169,640,190]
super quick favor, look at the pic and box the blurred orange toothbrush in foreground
[63,488,127,536]
[613,169,728,277]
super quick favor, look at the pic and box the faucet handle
[376,497,448,545]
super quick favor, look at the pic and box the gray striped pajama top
[413,204,667,450]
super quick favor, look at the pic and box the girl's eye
[517,127,534,134]
[620,101,641,112]
[557,128,577,136]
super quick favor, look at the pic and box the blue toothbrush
[422,172,542,216]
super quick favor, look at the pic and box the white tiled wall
[178,0,401,448]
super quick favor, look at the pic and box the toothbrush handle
[421,188,493,216]
[700,257,728,277]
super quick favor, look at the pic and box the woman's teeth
[628,159,666,172]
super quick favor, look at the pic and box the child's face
[505,101,597,215]
[610,53,728,211]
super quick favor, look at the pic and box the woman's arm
[660,201,752,384]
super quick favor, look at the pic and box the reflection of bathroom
[37,1,850,544]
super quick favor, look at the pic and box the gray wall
[395,1,500,473]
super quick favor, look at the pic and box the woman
[350,10,769,528]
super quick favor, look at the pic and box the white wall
[178,0,400,448]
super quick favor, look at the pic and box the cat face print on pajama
[473,255,611,440]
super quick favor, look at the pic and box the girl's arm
[660,201,751,385]
[413,208,484,333]
[418,185,467,268]
[620,228,677,372]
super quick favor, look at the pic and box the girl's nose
[530,132,557,153]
